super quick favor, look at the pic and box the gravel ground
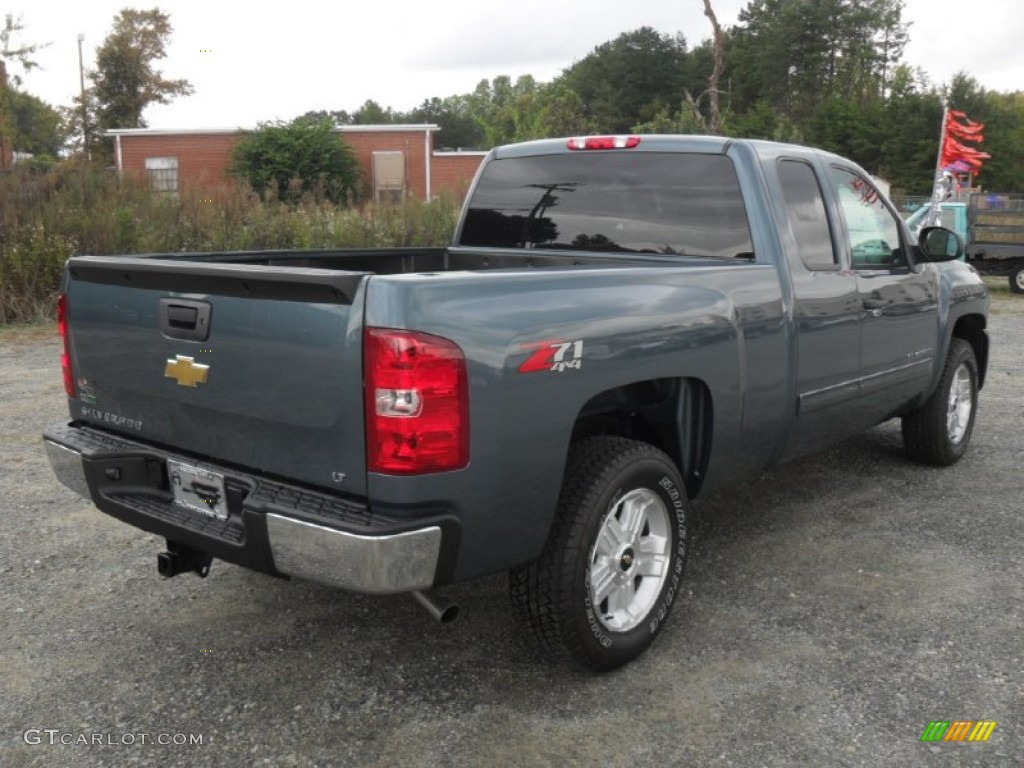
[1,297,1022,767]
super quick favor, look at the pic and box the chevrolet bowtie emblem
[165,355,209,387]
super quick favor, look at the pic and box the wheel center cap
[620,548,635,571]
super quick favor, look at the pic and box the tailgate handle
[167,305,197,328]
[159,299,211,341]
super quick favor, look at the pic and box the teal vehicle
[907,193,1024,293]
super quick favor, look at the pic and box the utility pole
[924,104,950,227]
[77,33,90,160]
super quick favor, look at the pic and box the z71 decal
[518,340,584,373]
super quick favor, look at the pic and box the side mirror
[918,226,965,262]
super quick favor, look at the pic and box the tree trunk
[701,0,726,135]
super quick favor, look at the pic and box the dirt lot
[2,289,1022,767]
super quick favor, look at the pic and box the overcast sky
[8,0,1023,130]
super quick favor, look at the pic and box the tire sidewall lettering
[948,358,977,447]
[609,487,625,510]
[583,578,615,647]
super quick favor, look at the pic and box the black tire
[509,437,687,671]
[901,338,979,466]
[1010,264,1024,294]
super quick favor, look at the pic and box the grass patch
[0,319,55,344]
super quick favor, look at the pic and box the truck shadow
[180,420,920,679]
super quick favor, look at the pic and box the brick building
[106,125,486,200]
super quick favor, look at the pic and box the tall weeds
[0,163,461,324]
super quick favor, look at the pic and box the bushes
[230,118,362,205]
[0,163,461,324]
[0,223,76,323]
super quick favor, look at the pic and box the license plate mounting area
[167,459,228,521]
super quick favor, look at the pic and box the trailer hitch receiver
[157,541,213,578]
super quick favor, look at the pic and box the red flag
[940,140,989,170]
[940,138,985,166]
[947,121,984,141]
[942,108,989,172]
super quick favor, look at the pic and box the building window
[372,151,405,204]
[145,156,178,193]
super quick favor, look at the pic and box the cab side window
[777,159,837,270]
[830,167,906,268]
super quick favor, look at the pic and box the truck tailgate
[63,256,369,496]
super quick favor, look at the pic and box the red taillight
[567,135,641,150]
[364,328,469,474]
[57,293,75,398]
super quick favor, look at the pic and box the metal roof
[104,124,440,137]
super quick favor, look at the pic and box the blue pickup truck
[44,135,989,670]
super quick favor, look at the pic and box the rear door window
[777,159,837,270]
[459,152,754,259]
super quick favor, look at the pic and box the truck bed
[136,245,736,272]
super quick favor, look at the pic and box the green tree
[283,17,1024,192]
[300,108,353,125]
[467,75,530,146]
[806,96,886,169]
[349,99,401,125]
[558,27,689,132]
[639,2,730,136]
[873,68,943,193]
[1,14,48,167]
[730,0,908,124]
[230,117,361,205]
[944,72,987,119]
[0,14,45,86]
[8,90,64,157]
[408,95,485,149]
[941,73,1024,192]
[59,89,101,155]
[463,76,590,146]
[976,90,1024,192]
[90,8,193,131]
[530,83,591,138]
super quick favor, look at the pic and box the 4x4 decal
[518,340,584,373]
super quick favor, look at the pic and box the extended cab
[45,135,989,670]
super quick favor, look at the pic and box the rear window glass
[458,152,754,259]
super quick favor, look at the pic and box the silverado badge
[165,355,209,388]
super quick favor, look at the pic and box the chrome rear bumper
[43,427,444,594]
[265,514,441,593]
